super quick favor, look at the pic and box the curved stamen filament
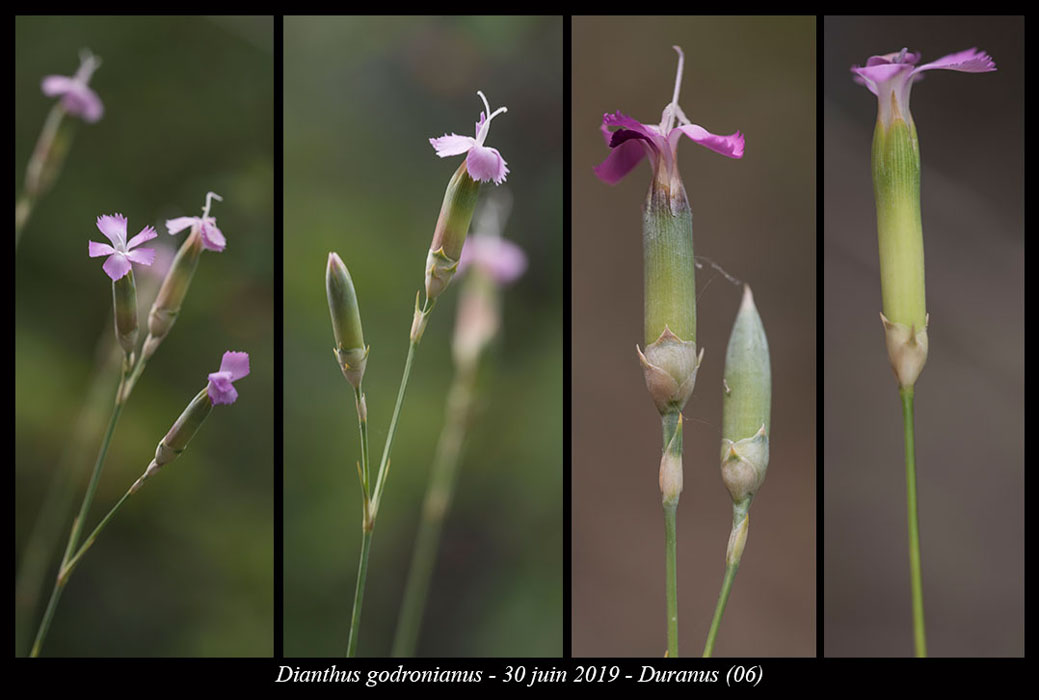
[202,191,223,219]
[475,90,508,145]
[76,49,102,83]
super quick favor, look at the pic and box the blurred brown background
[572,16,816,657]
[823,16,1023,657]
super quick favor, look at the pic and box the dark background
[572,16,817,657]
[282,16,564,657]
[823,16,1023,657]
[15,16,274,656]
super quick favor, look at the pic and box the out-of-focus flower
[41,50,104,123]
[456,234,527,285]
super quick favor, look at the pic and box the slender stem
[30,361,128,657]
[354,385,370,494]
[703,562,738,657]
[900,386,927,657]
[392,367,476,656]
[16,103,66,246]
[346,529,373,657]
[663,501,679,658]
[60,485,135,580]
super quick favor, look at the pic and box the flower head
[207,351,250,405]
[88,213,157,281]
[594,46,744,198]
[851,47,996,128]
[41,50,104,123]
[430,91,509,185]
[165,191,226,252]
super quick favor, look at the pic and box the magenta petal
[851,62,914,96]
[466,145,508,184]
[41,75,75,96]
[125,247,155,266]
[594,139,648,185]
[199,220,226,252]
[602,112,659,142]
[127,225,158,250]
[96,214,128,247]
[207,373,239,405]
[675,124,745,159]
[219,351,250,381]
[62,85,104,123]
[102,253,131,281]
[865,50,921,67]
[430,133,476,157]
[914,47,996,74]
[166,216,198,235]
[88,240,116,258]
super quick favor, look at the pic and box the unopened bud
[141,387,213,484]
[326,252,368,389]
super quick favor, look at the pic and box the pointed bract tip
[741,284,755,311]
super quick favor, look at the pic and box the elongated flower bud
[112,270,138,356]
[327,252,368,389]
[425,161,481,301]
[144,228,204,360]
[720,286,771,508]
[133,387,212,491]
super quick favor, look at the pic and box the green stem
[60,485,136,581]
[30,361,128,657]
[900,386,927,657]
[346,528,373,657]
[703,562,738,657]
[663,501,679,658]
[661,411,681,658]
[392,367,476,657]
[16,103,66,247]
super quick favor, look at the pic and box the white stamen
[896,47,908,64]
[660,45,686,132]
[475,90,508,146]
[75,49,102,83]
[202,191,223,219]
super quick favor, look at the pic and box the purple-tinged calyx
[851,47,996,129]
[207,351,250,405]
[165,191,227,252]
[88,213,157,281]
[41,49,104,123]
[430,91,510,185]
[594,46,744,206]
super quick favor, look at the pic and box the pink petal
[125,248,156,266]
[674,124,745,159]
[207,373,239,405]
[96,214,128,247]
[41,75,75,96]
[914,47,996,75]
[199,220,226,252]
[601,112,661,144]
[458,236,527,284]
[61,85,104,123]
[166,216,199,235]
[88,240,116,257]
[219,351,250,381]
[850,62,914,97]
[126,225,158,250]
[102,253,131,281]
[593,138,648,185]
[466,145,509,185]
[865,50,921,67]
[430,134,476,157]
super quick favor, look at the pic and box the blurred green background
[15,16,274,656]
[283,17,563,656]
[572,16,816,656]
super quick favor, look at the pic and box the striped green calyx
[638,182,701,415]
[112,270,138,357]
[132,387,213,493]
[425,161,481,302]
[144,228,204,361]
[720,285,771,567]
[872,114,928,388]
[326,252,368,390]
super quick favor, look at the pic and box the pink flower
[41,50,104,123]
[594,46,744,192]
[165,191,226,252]
[851,47,996,128]
[88,213,157,281]
[457,234,527,285]
[207,351,250,405]
[430,91,509,185]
